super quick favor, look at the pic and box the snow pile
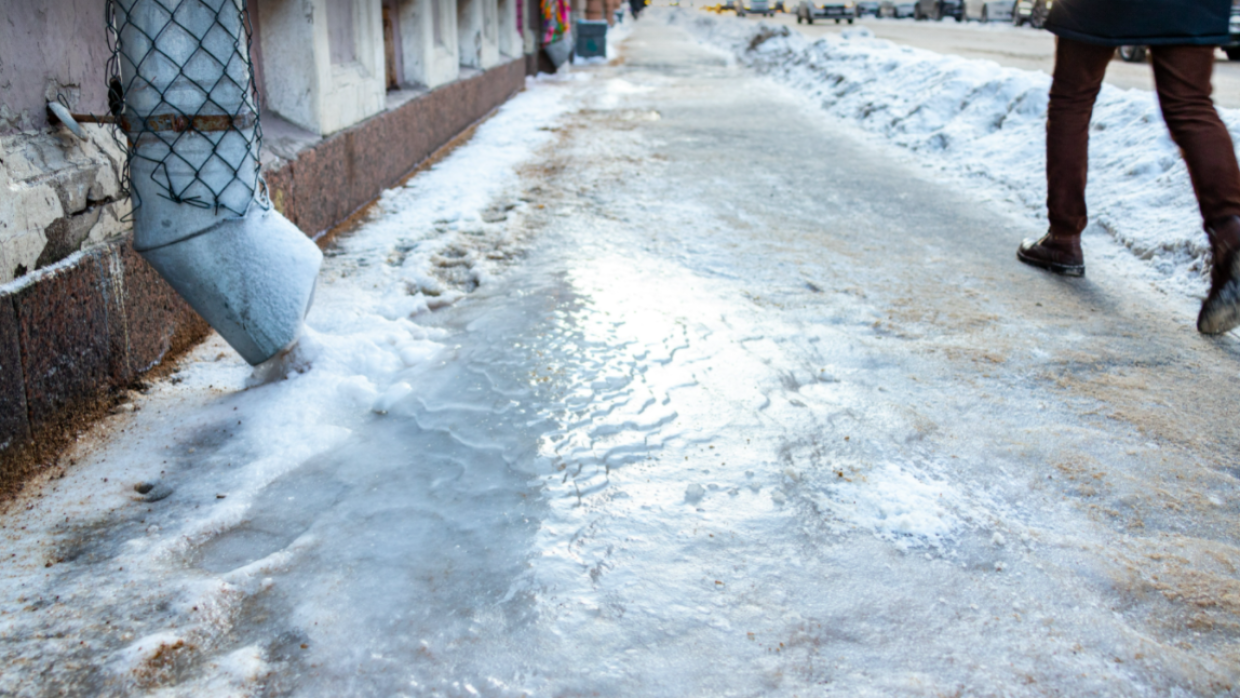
[672,10,1240,293]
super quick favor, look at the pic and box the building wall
[0,0,534,489]
[257,0,389,136]
[458,0,504,69]
[498,0,521,58]
[321,0,389,133]
[254,0,322,133]
[458,0,483,68]
[1,0,537,291]
[0,1,113,134]
[2,0,535,292]
[480,0,503,68]
[0,57,527,490]
[0,127,131,287]
[397,0,462,88]
[0,1,132,288]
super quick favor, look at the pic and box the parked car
[879,0,916,17]
[1011,0,1050,28]
[797,0,857,23]
[961,0,1012,22]
[856,0,882,16]
[1223,0,1240,60]
[738,0,773,16]
[913,0,963,21]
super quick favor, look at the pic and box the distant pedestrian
[632,0,647,19]
[1017,0,1240,334]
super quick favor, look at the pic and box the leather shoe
[1198,216,1240,335]
[1017,234,1085,277]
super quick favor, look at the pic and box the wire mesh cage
[106,0,267,215]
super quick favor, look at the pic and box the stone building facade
[0,0,570,487]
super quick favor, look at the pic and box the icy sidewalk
[672,8,1239,301]
[4,18,1240,698]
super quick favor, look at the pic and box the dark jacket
[1046,0,1232,46]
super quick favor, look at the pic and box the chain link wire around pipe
[106,0,268,216]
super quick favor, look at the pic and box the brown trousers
[1047,38,1240,237]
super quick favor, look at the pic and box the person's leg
[1150,45,1240,224]
[1046,38,1114,237]
[1150,45,1240,333]
[1018,37,1113,276]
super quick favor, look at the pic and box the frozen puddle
[4,21,1240,698]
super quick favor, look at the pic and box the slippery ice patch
[0,77,578,697]
[674,9,1235,298]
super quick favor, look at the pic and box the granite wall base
[267,58,527,237]
[0,238,208,492]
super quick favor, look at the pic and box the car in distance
[797,0,857,23]
[879,0,916,16]
[1223,0,1240,60]
[961,0,1012,21]
[913,0,963,21]
[1011,0,1050,27]
[738,0,774,16]
[856,0,882,16]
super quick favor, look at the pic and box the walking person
[1017,0,1240,334]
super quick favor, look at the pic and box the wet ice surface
[6,20,1240,698]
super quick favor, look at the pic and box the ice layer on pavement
[3,13,1240,698]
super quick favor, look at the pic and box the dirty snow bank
[673,10,1239,296]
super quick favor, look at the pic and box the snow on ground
[672,9,1233,299]
[5,17,1240,697]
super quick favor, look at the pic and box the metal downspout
[113,0,322,366]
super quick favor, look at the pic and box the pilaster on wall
[480,0,502,68]
[497,0,521,59]
[257,0,388,136]
[397,0,461,88]
[457,0,502,69]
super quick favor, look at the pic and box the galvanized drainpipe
[114,0,321,366]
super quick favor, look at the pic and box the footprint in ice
[134,481,174,502]
[196,460,349,573]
